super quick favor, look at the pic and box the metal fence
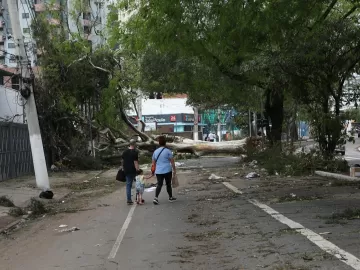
[0,122,33,181]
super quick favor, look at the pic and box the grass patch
[0,196,15,207]
[27,198,47,217]
[8,207,25,217]
[245,141,349,176]
[319,208,360,224]
[278,194,323,203]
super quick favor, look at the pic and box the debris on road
[59,227,80,233]
[175,162,184,167]
[319,232,332,235]
[83,180,89,183]
[208,174,225,180]
[249,160,258,167]
[59,224,68,228]
[245,172,260,179]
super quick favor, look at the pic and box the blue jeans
[125,174,135,201]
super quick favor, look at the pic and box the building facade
[0,0,110,68]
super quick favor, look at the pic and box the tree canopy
[109,0,360,152]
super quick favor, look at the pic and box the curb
[0,219,22,234]
[315,170,360,182]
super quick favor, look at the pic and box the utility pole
[193,107,199,140]
[7,0,50,192]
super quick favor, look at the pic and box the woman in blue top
[152,136,177,205]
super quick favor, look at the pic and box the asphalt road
[0,165,358,269]
[1,144,360,269]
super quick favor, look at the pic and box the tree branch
[88,58,112,74]
[67,55,88,68]
[342,5,359,20]
[311,0,338,29]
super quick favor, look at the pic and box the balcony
[83,19,92,27]
[34,3,60,12]
[48,18,60,25]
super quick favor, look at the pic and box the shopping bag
[116,168,126,182]
[172,175,179,188]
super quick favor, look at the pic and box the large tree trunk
[112,139,248,157]
[265,88,284,146]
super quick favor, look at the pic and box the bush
[0,196,15,207]
[27,198,47,216]
[8,207,25,217]
[245,144,349,176]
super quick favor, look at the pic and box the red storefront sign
[170,115,176,122]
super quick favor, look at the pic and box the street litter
[83,180,89,183]
[319,232,332,235]
[234,173,239,176]
[60,227,80,233]
[245,172,260,179]
[290,193,296,198]
[208,174,225,180]
[59,224,68,228]
[145,187,156,193]
[175,162,184,167]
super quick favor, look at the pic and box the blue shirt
[152,147,173,174]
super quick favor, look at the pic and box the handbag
[151,147,166,175]
[172,175,179,188]
[116,168,126,182]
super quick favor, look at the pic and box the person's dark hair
[158,136,166,146]
[137,169,143,175]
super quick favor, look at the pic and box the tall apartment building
[0,0,110,68]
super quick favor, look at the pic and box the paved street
[1,155,360,269]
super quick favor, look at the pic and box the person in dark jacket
[122,139,139,205]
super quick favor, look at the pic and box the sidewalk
[0,170,102,233]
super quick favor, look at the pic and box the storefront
[139,113,202,132]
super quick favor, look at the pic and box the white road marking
[223,182,360,270]
[222,182,243,194]
[108,204,137,260]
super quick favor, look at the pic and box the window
[22,13,30,19]
[95,2,103,9]
[184,125,193,132]
[7,28,12,35]
[23,28,30,34]
[84,26,91,34]
[8,43,15,48]
[0,59,4,65]
[9,58,16,63]
[83,12,91,20]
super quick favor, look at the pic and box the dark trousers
[155,171,173,198]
